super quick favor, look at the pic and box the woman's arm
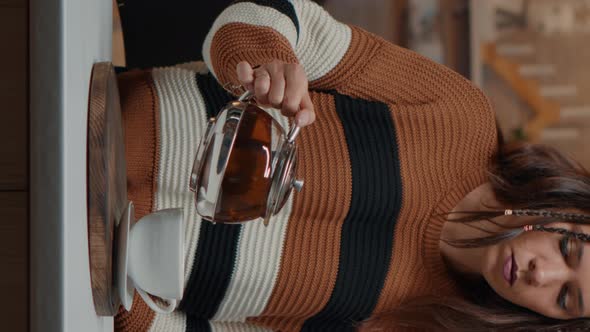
[203,0,486,109]
[202,0,353,91]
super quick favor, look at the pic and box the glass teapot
[189,91,304,226]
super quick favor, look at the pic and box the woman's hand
[236,60,316,127]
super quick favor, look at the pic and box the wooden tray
[87,62,127,316]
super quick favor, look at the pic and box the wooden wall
[0,0,29,330]
[440,0,471,77]
[323,0,470,77]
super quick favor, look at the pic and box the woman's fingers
[236,61,254,92]
[235,60,316,127]
[295,92,315,127]
[253,66,271,105]
[266,62,286,109]
[282,63,306,117]
[282,63,315,127]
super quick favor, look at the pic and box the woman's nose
[525,258,567,287]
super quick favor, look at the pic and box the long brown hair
[360,142,590,331]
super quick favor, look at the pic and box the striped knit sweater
[115,1,498,331]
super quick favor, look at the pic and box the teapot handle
[238,90,255,102]
[287,125,301,143]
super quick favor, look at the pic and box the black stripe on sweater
[185,316,212,332]
[232,0,300,40]
[179,73,241,318]
[196,72,234,118]
[301,92,403,331]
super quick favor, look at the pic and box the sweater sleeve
[202,0,355,90]
[203,0,494,117]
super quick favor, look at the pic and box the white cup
[127,208,185,313]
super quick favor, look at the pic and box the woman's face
[480,221,590,319]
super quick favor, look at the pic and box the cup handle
[136,287,177,314]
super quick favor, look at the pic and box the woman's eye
[559,284,569,311]
[560,235,571,260]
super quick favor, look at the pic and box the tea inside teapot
[215,104,274,222]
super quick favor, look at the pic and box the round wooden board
[87,62,127,316]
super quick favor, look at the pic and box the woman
[115,0,590,331]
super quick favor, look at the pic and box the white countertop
[30,0,114,331]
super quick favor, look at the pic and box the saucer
[116,201,135,311]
